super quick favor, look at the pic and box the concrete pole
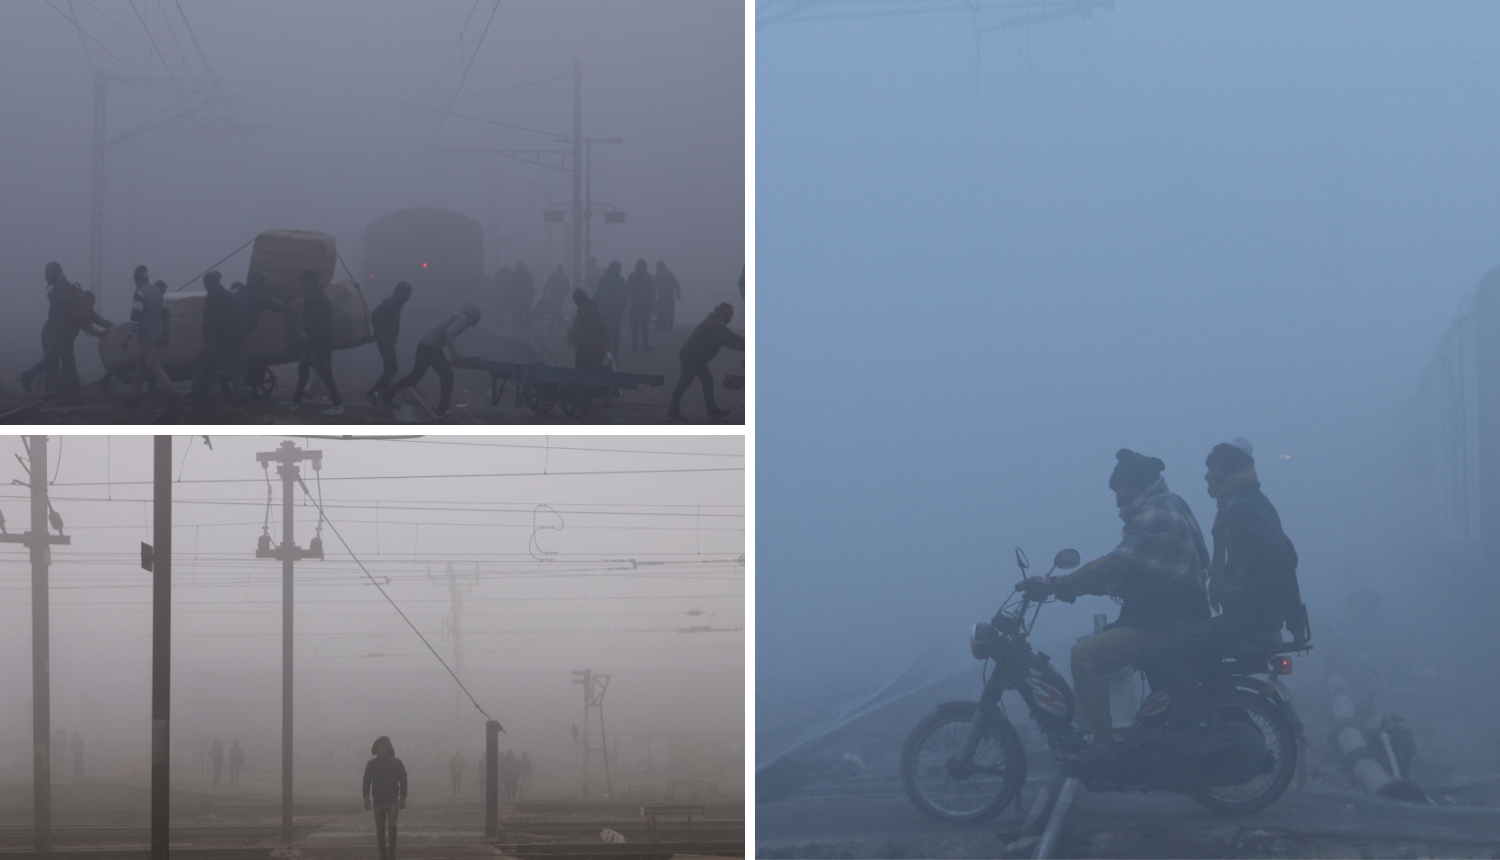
[485,721,500,837]
[30,437,51,853]
[280,453,295,842]
[571,60,583,295]
[151,436,171,860]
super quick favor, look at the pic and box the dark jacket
[1213,481,1301,626]
[569,300,609,357]
[46,280,79,334]
[626,270,655,313]
[679,314,745,365]
[235,285,288,340]
[302,288,334,352]
[369,294,406,342]
[594,266,628,316]
[362,735,408,802]
[202,287,238,341]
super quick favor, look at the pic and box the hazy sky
[758,0,1500,722]
[0,434,743,771]
[0,0,744,348]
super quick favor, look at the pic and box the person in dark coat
[567,288,609,371]
[626,259,655,350]
[654,261,681,332]
[593,262,628,360]
[191,271,245,399]
[282,269,343,415]
[667,303,744,421]
[381,303,481,418]
[510,262,535,331]
[362,735,407,860]
[231,271,288,394]
[125,267,174,396]
[229,739,244,786]
[209,738,224,786]
[1149,439,1304,726]
[19,262,84,403]
[365,281,411,405]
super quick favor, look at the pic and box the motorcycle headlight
[970,622,999,659]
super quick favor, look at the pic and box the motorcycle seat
[1222,629,1311,659]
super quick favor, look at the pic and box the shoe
[366,392,380,407]
[666,410,686,422]
[707,408,732,419]
[322,405,345,416]
[1063,736,1122,773]
[433,408,451,419]
[280,400,299,412]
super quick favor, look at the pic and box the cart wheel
[523,382,559,415]
[560,386,593,419]
[249,366,276,398]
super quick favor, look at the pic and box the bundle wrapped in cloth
[247,229,338,301]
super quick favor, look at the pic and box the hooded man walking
[1020,449,1210,769]
[282,269,343,415]
[363,735,407,860]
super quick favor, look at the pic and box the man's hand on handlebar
[1016,576,1055,600]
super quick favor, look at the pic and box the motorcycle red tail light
[1274,656,1292,675]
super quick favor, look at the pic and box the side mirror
[1053,549,1081,570]
[1014,547,1030,572]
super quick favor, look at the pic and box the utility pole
[255,441,323,842]
[142,436,171,860]
[485,720,501,837]
[0,437,71,852]
[431,563,479,757]
[91,70,107,297]
[572,59,583,295]
[570,669,612,797]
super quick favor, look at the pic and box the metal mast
[255,441,323,842]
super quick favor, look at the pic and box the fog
[0,0,744,364]
[757,0,1500,788]
[0,435,743,797]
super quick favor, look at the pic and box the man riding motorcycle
[1021,449,1211,769]
[1149,438,1305,725]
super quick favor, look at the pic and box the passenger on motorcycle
[1148,438,1304,725]
[1020,449,1211,769]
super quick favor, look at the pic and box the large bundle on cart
[247,229,338,301]
[97,279,370,391]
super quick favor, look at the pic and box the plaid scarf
[1110,477,1210,589]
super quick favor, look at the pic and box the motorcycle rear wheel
[1190,690,1297,814]
[901,708,1026,823]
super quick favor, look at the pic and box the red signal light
[422,262,428,268]
[1274,656,1292,675]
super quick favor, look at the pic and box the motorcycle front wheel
[901,708,1026,823]
[1190,689,1298,814]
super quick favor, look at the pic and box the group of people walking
[207,738,246,787]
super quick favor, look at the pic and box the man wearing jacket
[190,271,245,399]
[362,735,407,860]
[593,261,628,360]
[1021,449,1211,768]
[667,303,744,421]
[282,269,343,416]
[365,281,411,405]
[1149,439,1304,725]
[19,262,84,402]
[125,266,173,396]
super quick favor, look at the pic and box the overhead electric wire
[291,471,500,728]
[433,0,502,142]
[41,466,743,487]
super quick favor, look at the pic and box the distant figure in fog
[510,262,535,331]
[69,732,84,778]
[449,752,465,795]
[567,289,609,371]
[52,726,66,776]
[365,281,411,406]
[593,261,628,360]
[668,303,743,422]
[229,740,244,786]
[363,735,407,860]
[501,750,520,801]
[520,752,532,799]
[232,271,288,394]
[542,265,570,321]
[654,262,681,332]
[585,256,601,297]
[626,259,655,350]
[209,738,224,786]
[191,271,245,400]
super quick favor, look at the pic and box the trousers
[372,800,399,858]
[368,340,399,397]
[669,358,717,414]
[1070,625,1164,736]
[386,343,454,412]
[293,348,341,406]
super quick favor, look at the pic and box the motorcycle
[900,547,1310,822]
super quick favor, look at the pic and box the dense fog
[757,0,1500,792]
[0,1,744,376]
[0,436,743,798]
